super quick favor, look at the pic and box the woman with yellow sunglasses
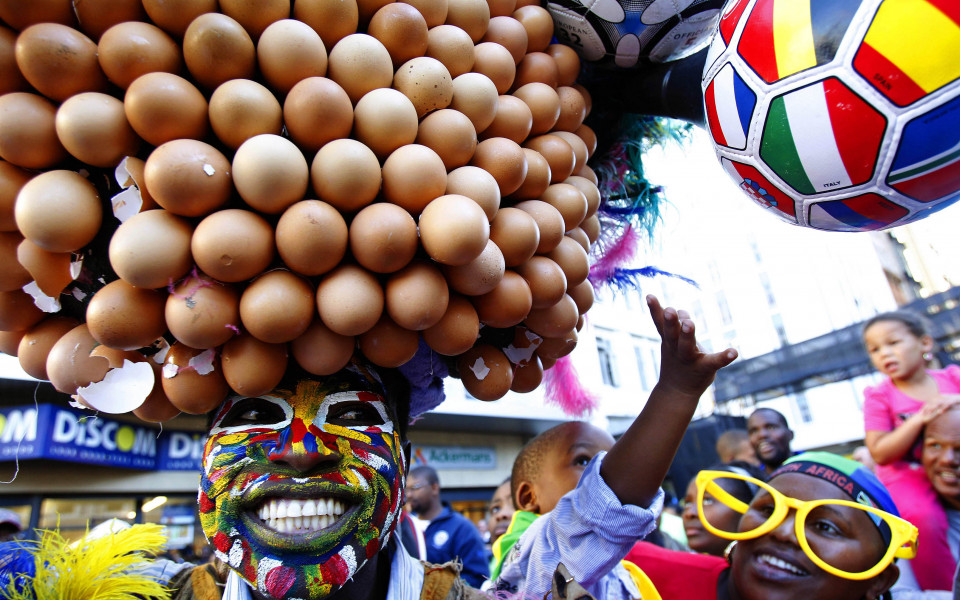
[626,452,916,600]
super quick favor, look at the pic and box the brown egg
[369,3,429,67]
[537,328,577,360]
[458,344,512,400]
[394,56,453,118]
[470,137,527,197]
[0,289,44,332]
[509,148,551,201]
[349,203,419,273]
[0,92,66,169]
[422,294,479,355]
[18,315,78,380]
[233,134,309,214]
[15,23,106,101]
[472,42,515,94]
[15,170,101,253]
[133,363,182,422]
[480,95,532,144]
[221,334,288,397]
[183,13,256,90]
[258,20,328,95]
[354,87,419,159]
[86,279,167,350]
[541,183,587,231]
[489,206,539,266]
[359,314,420,367]
[0,1,76,30]
[525,133,575,183]
[568,279,594,314]
[566,227,590,253]
[109,209,194,289]
[472,269,531,327]
[0,232,30,292]
[165,274,240,349]
[291,317,356,375]
[381,144,448,214]
[426,25,474,78]
[356,0,392,26]
[276,200,348,276]
[517,256,567,308]
[445,165,500,220]
[74,0,148,40]
[143,0,218,37]
[98,22,181,89]
[55,92,139,168]
[547,236,590,286]
[327,34,394,103]
[417,109,478,170]
[316,264,383,336]
[144,139,232,217]
[481,16,527,64]
[575,124,598,159]
[573,82,592,116]
[46,324,109,394]
[419,194,489,265]
[512,5,553,52]
[161,342,230,414]
[581,213,600,244]
[511,356,543,392]
[565,175,601,219]
[514,199,564,254]
[310,138,382,212]
[16,239,75,297]
[125,72,209,145]
[576,163,599,185]
[450,72,498,133]
[0,26,28,94]
[0,161,30,231]
[513,82,560,135]
[512,52,559,90]
[443,238,504,295]
[284,77,354,153]
[554,87,587,132]
[221,0,290,39]
[502,325,540,365]
[209,79,283,150]
[191,209,275,283]
[524,293,578,338]
[546,44,580,86]
[385,261,449,330]
[552,131,588,173]
[293,0,359,49]
[445,0,490,42]
[0,330,22,355]
[240,270,315,343]
[488,0,517,16]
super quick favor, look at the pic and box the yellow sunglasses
[695,470,918,580]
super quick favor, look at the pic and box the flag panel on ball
[719,0,751,44]
[808,195,909,231]
[760,78,886,195]
[888,95,960,202]
[704,63,756,149]
[853,0,960,106]
[720,157,797,219]
[737,0,859,83]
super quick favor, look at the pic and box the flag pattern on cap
[887,94,960,202]
[738,0,860,84]
[759,78,886,195]
[721,157,797,219]
[853,0,960,107]
[808,194,909,231]
[705,63,756,149]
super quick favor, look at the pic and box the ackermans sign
[0,404,203,471]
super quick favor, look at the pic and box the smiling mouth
[936,470,960,485]
[757,553,809,577]
[253,497,352,535]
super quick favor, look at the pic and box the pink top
[863,364,960,481]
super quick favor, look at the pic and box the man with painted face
[747,408,795,474]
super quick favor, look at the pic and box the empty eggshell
[46,323,109,394]
[77,358,156,414]
[133,363,182,422]
[16,239,78,298]
[291,317,356,376]
[458,344,512,401]
[221,334,288,397]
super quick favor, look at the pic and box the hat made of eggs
[0,0,619,423]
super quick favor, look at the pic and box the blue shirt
[424,503,490,588]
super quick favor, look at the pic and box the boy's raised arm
[600,295,738,508]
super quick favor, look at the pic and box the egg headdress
[0,0,676,423]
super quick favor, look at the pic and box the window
[597,338,620,388]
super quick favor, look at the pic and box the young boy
[493,296,737,599]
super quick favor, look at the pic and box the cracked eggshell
[161,342,229,414]
[165,274,240,349]
[457,343,511,400]
[133,360,182,422]
[46,323,110,394]
[17,238,77,298]
[17,315,79,380]
[77,358,155,414]
[221,334,287,397]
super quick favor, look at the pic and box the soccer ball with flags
[547,0,725,67]
[701,0,960,232]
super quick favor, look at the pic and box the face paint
[199,372,406,600]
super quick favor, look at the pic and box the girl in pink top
[863,310,960,591]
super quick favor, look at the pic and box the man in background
[715,429,758,465]
[746,407,794,474]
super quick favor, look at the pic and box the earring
[923,351,934,362]
[724,541,738,565]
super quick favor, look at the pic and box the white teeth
[759,554,806,576]
[257,497,349,534]
[303,500,317,517]
[288,502,302,518]
[276,500,287,519]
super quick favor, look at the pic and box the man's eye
[220,398,285,427]
[328,402,385,426]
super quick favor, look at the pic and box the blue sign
[157,431,204,471]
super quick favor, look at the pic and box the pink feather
[588,224,640,290]
[544,356,598,417]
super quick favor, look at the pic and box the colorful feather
[543,356,598,416]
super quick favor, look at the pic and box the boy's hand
[647,294,738,401]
